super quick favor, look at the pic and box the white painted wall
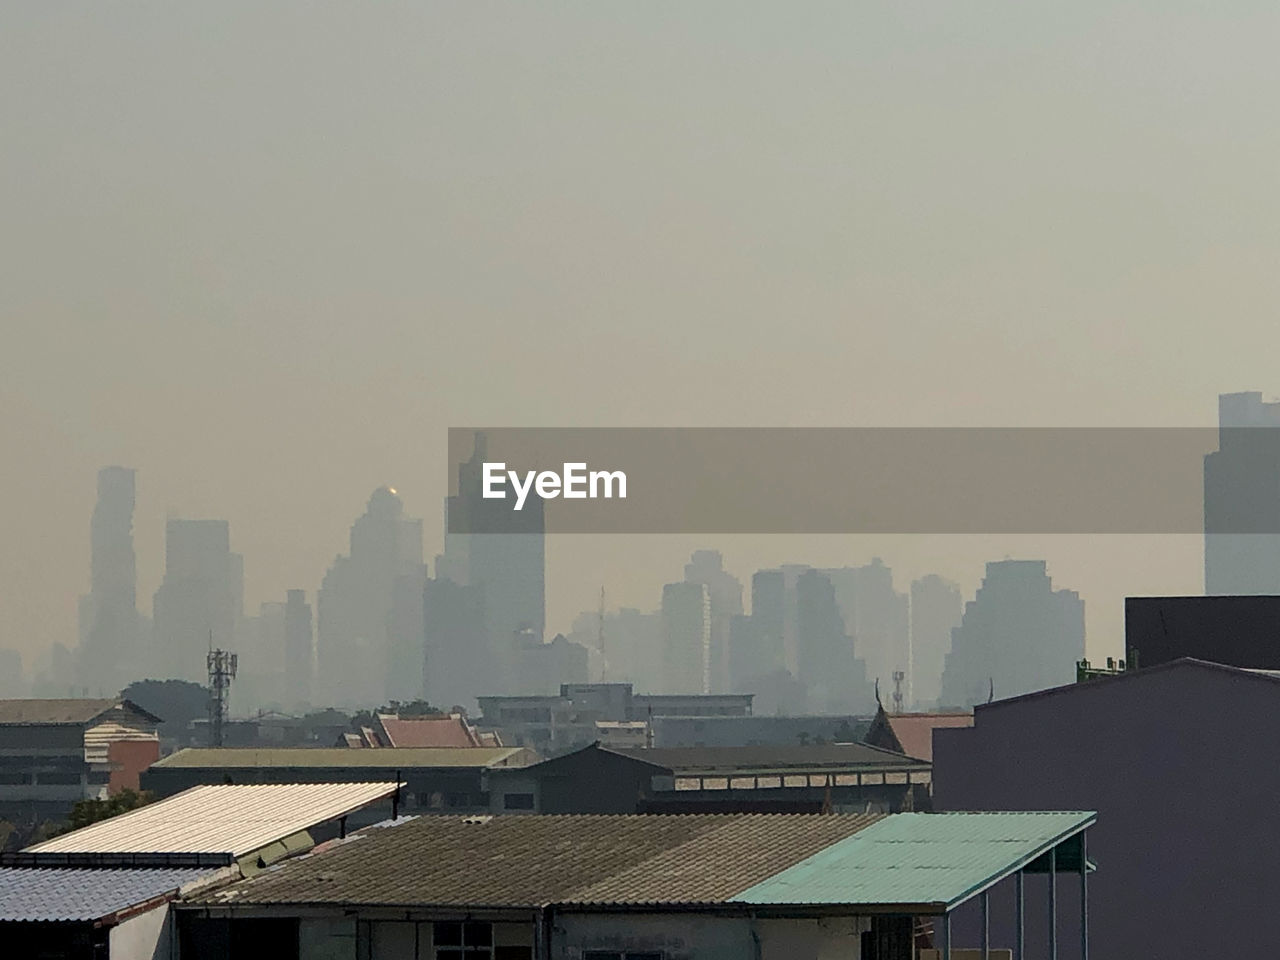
[108,904,171,960]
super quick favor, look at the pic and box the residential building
[0,698,160,823]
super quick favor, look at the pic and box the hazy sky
[4,3,1279,675]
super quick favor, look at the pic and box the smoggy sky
[3,3,1278,675]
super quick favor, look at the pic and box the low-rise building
[478,683,752,755]
[486,742,931,816]
[0,698,161,823]
[862,707,973,763]
[650,713,872,748]
[141,746,537,816]
[0,781,400,960]
[178,810,1096,960]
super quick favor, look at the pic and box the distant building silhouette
[316,487,423,707]
[423,575,489,710]
[682,550,743,693]
[1204,391,1280,594]
[794,569,875,714]
[441,433,546,655]
[939,560,1084,708]
[77,466,141,694]
[822,559,910,705]
[567,605,663,691]
[728,569,787,695]
[0,650,23,699]
[662,581,711,694]
[152,518,241,683]
[910,574,963,708]
[283,589,314,707]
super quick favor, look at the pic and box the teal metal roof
[730,811,1095,914]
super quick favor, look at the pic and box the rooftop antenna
[207,632,239,748]
[891,670,905,714]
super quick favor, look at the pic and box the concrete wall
[557,913,867,960]
[933,661,1280,960]
[109,904,171,960]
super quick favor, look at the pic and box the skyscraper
[1204,391,1280,595]
[317,487,423,707]
[682,550,743,693]
[728,569,787,693]
[439,432,546,692]
[283,589,314,708]
[939,560,1085,708]
[662,581,711,694]
[823,559,910,704]
[794,569,875,714]
[78,467,140,694]
[152,518,240,683]
[910,574,963,708]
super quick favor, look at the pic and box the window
[434,921,492,960]
[503,792,534,810]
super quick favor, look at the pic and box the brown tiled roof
[885,714,973,762]
[379,716,480,748]
[194,813,882,908]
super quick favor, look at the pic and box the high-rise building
[78,466,140,693]
[283,589,314,708]
[1204,391,1280,595]
[387,563,429,704]
[728,569,787,693]
[794,569,874,714]
[910,574,963,708]
[939,560,1085,708]
[661,581,711,694]
[682,550,743,693]
[152,519,241,683]
[423,575,489,711]
[316,487,423,707]
[823,559,910,704]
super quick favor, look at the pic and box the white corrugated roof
[26,782,399,857]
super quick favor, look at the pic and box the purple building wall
[933,658,1280,960]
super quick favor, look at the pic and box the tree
[50,788,155,838]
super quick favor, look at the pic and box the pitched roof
[25,782,399,858]
[883,713,973,762]
[0,866,216,922]
[607,742,926,773]
[0,698,161,726]
[190,811,1095,914]
[193,813,881,908]
[151,746,529,769]
[378,715,481,748]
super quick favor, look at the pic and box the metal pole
[1080,830,1089,960]
[981,890,990,960]
[1015,869,1025,960]
[939,911,951,960]
[1049,846,1058,960]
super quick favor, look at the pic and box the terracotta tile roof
[379,715,481,748]
[884,714,973,762]
[194,813,883,908]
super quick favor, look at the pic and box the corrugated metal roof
[191,811,1094,913]
[152,746,528,769]
[0,698,160,726]
[193,814,883,908]
[730,811,1095,911]
[26,782,399,857]
[0,866,214,922]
